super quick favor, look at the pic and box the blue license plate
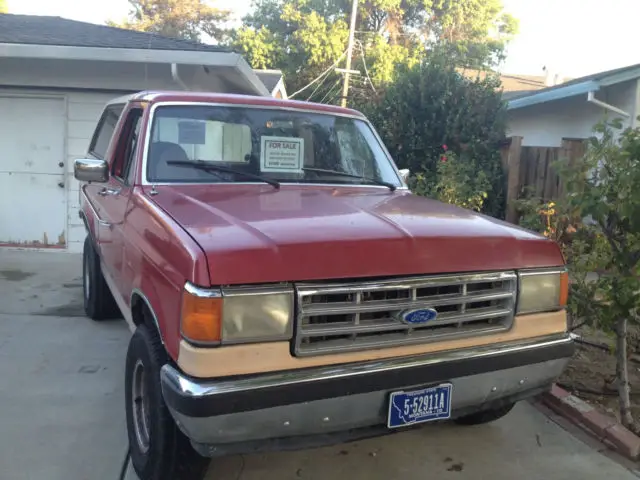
[387,383,452,428]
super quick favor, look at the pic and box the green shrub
[358,58,507,217]
[409,148,490,212]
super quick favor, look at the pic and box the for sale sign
[260,136,304,173]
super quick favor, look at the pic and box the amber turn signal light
[180,289,222,343]
[559,271,569,308]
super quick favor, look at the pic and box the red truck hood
[149,184,563,285]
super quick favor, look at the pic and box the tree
[361,57,508,217]
[554,118,640,433]
[230,0,518,102]
[0,0,7,13]
[108,0,231,42]
[232,0,351,101]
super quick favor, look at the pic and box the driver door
[97,107,143,298]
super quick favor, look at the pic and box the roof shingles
[0,13,229,52]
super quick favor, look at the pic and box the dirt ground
[559,324,640,422]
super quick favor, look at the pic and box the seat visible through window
[148,141,200,181]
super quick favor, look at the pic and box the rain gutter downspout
[171,63,189,90]
[587,90,630,118]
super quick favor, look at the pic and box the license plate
[387,383,452,428]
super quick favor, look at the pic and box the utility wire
[328,92,343,105]
[341,0,359,107]
[318,79,340,104]
[306,69,335,101]
[356,40,377,94]
[289,51,347,99]
[319,78,342,104]
[327,83,345,105]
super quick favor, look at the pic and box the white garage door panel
[0,96,66,246]
[0,172,66,246]
[0,97,65,174]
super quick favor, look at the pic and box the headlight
[180,282,293,345]
[221,286,293,342]
[517,269,568,314]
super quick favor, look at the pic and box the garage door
[0,96,66,247]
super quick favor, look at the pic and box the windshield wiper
[302,167,397,191]
[166,160,280,189]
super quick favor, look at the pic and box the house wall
[507,80,640,147]
[0,58,252,253]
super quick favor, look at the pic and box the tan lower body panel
[177,311,567,378]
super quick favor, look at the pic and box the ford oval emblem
[401,308,438,325]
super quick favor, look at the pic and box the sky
[6,0,640,80]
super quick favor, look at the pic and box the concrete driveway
[0,249,638,480]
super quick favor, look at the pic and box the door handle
[97,187,121,196]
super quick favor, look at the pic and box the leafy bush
[358,58,508,217]
[513,192,606,326]
[409,148,490,212]
[513,191,579,244]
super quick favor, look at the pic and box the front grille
[294,271,517,356]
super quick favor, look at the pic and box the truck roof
[107,91,366,118]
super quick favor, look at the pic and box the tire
[454,402,516,426]
[82,236,120,320]
[125,323,210,480]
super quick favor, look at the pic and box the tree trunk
[616,317,636,431]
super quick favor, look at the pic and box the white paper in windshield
[260,136,304,173]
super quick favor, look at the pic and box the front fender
[126,188,208,360]
[130,253,183,361]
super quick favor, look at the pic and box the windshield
[145,105,402,187]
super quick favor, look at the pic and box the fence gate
[501,137,586,224]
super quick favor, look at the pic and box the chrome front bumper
[161,335,574,456]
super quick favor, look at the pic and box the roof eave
[0,42,236,64]
[598,66,640,87]
[0,42,269,96]
[507,80,600,110]
[234,55,270,97]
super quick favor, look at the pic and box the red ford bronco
[74,91,574,480]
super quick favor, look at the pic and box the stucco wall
[507,80,640,147]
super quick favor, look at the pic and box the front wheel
[454,402,515,426]
[125,324,209,480]
[82,236,120,320]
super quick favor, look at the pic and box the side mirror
[74,158,109,183]
[398,168,410,183]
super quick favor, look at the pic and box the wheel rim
[83,254,90,301]
[131,359,151,453]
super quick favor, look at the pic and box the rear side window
[89,104,125,159]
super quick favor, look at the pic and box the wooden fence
[501,137,587,223]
